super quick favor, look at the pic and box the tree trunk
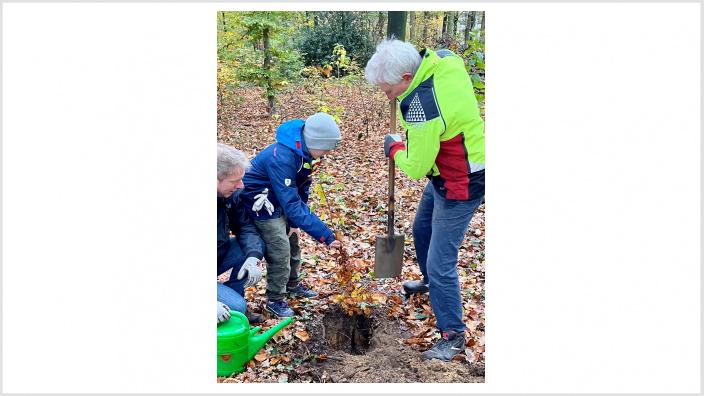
[386,12,405,140]
[452,12,459,38]
[477,12,484,40]
[409,11,416,42]
[441,13,448,39]
[422,11,430,43]
[464,11,473,41]
[463,11,473,50]
[445,11,456,40]
[263,26,275,114]
[220,11,227,32]
[387,11,407,41]
[376,11,386,42]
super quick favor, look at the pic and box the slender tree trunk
[465,11,473,39]
[445,11,456,41]
[449,12,456,39]
[477,12,484,40]
[453,12,459,38]
[376,11,386,42]
[217,64,223,123]
[422,12,430,44]
[220,11,227,32]
[387,12,406,139]
[463,11,473,50]
[263,26,275,114]
[442,12,448,39]
[409,11,416,42]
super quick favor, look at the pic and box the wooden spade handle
[388,100,396,238]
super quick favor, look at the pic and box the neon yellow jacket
[390,48,485,200]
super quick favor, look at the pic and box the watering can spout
[247,317,294,361]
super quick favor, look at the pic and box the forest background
[217,11,486,383]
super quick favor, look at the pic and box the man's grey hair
[217,143,250,180]
[364,39,422,85]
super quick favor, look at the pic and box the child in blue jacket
[241,112,342,317]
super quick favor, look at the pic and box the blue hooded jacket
[241,119,335,245]
[217,190,264,268]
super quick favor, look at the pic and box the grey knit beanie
[303,112,342,151]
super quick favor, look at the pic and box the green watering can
[217,310,294,376]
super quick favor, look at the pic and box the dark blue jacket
[217,190,264,267]
[241,119,335,245]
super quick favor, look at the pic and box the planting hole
[322,310,375,355]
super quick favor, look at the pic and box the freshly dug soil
[304,306,484,383]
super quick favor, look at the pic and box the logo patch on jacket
[284,178,291,186]
[406,93,427,122]
[400,76,440,124]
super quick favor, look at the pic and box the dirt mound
[305,307,484,383]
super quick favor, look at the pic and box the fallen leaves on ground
[217,79,485,382]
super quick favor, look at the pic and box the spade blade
[374,234,405,278]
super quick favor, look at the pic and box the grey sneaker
[422,331,466,361]
[403,279,429,295]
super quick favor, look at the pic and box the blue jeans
[412,181,484,333]
[217,237,262,313]
[217,282,246,313]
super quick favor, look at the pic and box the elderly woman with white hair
[217,143,266,324]
[365,39,485,362]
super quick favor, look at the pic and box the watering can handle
[229,310,248,323]
[228,310,262,335]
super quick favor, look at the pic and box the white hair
[217,143,250,180]
[364,39,422,85]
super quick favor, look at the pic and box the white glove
[237,257,263,288]
[252,188,274,216]
[287,227,300,238]
[217,301,231,323]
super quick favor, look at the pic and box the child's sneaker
[287,283,318,298]
[265,300,294,317]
